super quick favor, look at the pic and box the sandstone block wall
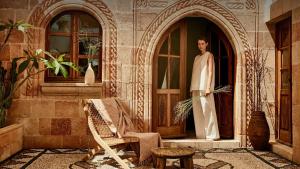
[0,0,278,151]
[269,0,300,163]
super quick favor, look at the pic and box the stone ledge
[271,142,293,161]
[0,123,22,134]
[40,83,103,96]
[162,139,240,149]
[0,123,23,162]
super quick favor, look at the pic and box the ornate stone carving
[26,0,59,96]
[245,0,256,10]
[226,2,244,9]
[136,0,148,7]
[26,0,118,97]
[148,1,168,8]
[136,0,167,8]
[85,0,118,97]
[134,0,253,147]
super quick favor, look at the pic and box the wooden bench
[151,147,195,169]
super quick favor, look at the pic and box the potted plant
[0,20,78,161]
[247,48,272,150]
[0,20,78,128]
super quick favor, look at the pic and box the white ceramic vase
[84,62,95,84]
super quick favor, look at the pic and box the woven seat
[102,137,139,147]
[83,98,141,169]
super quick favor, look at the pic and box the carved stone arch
[25,0,118,97]
[134,0,253,146]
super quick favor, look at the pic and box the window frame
[275,17,292,146]
[45,11,102,82]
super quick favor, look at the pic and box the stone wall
[269,0,300,164]
[0,0,276,149]
[7,90,100,148]
[292,6,300,164]
[0,0,106,148]
[131,0,275,147]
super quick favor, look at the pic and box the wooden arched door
[153,18,234,139]
[209,26,234,139]
[152,21,187,138]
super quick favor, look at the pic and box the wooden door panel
[276,17,292,145]
[210,26,234,139]
[215,93,233,138]
[157,126,184,138]
[152,22,186,138]
[157,94,168,127]
[280,95,290,130]
[170,94,180,126]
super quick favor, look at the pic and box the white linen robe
[190,51,220,139]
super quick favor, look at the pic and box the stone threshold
[271,142,293,161]
[162,139,240,149]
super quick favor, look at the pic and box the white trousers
[192,91,220,139]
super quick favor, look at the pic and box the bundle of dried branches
[249,48,275,128]
[249,49,272,111]
[173,85,232,123]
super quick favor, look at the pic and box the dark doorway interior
[185,17,234,139]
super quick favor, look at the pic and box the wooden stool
[151,147,195,169]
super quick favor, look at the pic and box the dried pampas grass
[173,85,232,123]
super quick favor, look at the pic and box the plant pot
[247,110,270,150]
[85,62,95,85]
[0,123,23,161]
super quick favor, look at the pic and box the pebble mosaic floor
[0,148,300,169]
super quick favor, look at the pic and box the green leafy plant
[0,20,78,128]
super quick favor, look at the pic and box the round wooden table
[151,147,195,169]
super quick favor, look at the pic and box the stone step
[162,139,240,149]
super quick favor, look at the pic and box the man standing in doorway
[190,37,220,140]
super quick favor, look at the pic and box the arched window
[45,11,102,82]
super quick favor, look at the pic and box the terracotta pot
[247,110,270,150]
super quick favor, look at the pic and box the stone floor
[0,148,299,169]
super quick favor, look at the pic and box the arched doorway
[152,17,235,139]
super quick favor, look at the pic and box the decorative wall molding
[136,0,148,7]
[148,0,168,8]
[26,0,118,97]
[226,2,244,9]
[225,0,257,10]
[136,0,167,8]
[134,0,253,147]
[245,0,256,10]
